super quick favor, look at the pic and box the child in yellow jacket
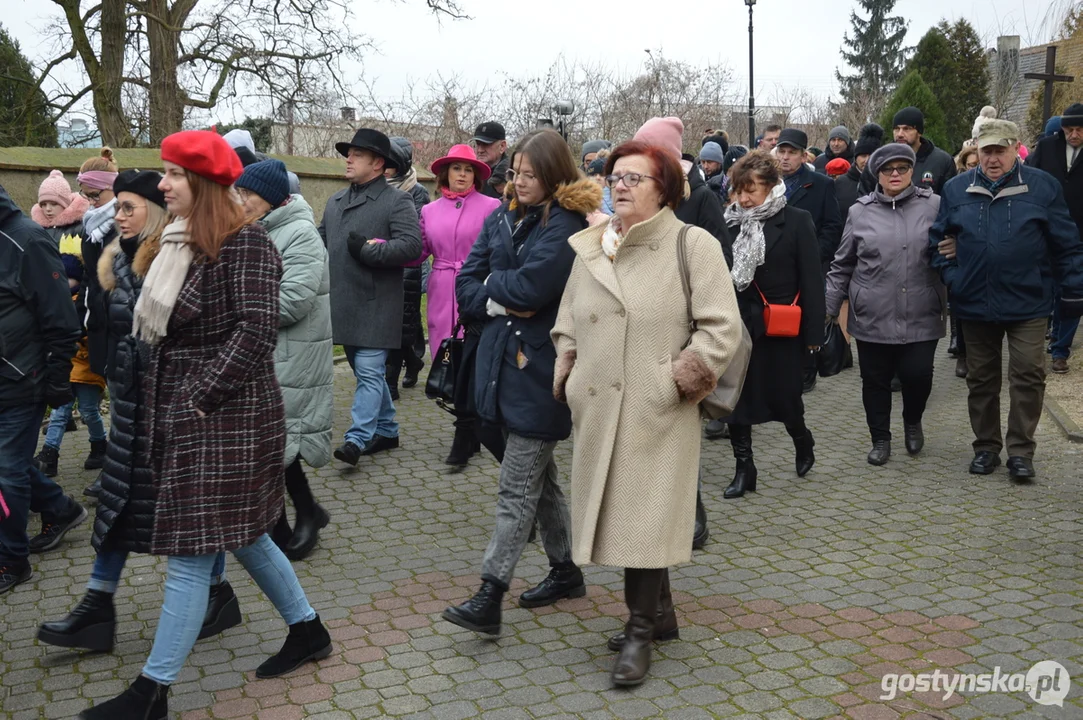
[33,236,107,477]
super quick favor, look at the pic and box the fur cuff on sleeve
[553,350,576,403]
[672,349,717,404]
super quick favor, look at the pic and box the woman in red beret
[79,131,331,720]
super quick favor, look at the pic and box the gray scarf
[83,199,117,245]
[132,218,194,345]
[724,181,788,291]
[387,167,418,193]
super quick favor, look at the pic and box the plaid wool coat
[144,224,286,556]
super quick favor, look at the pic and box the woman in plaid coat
[79,131,332,720]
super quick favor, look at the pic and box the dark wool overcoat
[144,224,286,556]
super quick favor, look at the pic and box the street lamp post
[746,0,756,148]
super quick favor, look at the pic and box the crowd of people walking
[1,95,1082,713]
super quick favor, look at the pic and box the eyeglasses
[116,202,146,217]
[504,169,536,183]
[605,173,657,189]
[879,165,913,177]
[80,189,102,201]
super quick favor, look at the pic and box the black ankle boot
[692,491,709,549]
[403,350,424,389]
[37,589,116,652]
[285,504,330,561]
[34,445,59,477]
[724,459,758,498]
[270,511,292,552]
[84,439,107,470]
[77,675,168,720]
[442,580,504,634]
[256,615,333,679]
[199,582,242,640]
[518,563,586,608]
[445,426,477,467]
[611,568,665,687]
[793,429,815,477]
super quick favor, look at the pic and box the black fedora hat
[335,128,399,171]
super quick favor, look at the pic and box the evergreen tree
[938,19,990,144]
[879,71,950,151]
[0,24,58,147]
[217,117,274,153]
[907,28,966,152]
[836,0,909,103]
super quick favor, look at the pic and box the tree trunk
[146,0,185,145]
[96,0,133,147]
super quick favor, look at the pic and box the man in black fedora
[320,128,423,466]
[472,121,509,198]
[776,127,842,393]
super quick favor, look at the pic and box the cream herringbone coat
[552,208,742,568]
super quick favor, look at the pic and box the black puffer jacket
[91,235,159,553]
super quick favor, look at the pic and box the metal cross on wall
[1024,46,1075,127]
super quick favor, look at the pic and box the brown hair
[185,171,246,261]
[509,129,580,225]
[728,149,781,195]
[436,164,484,192]
[604,140,685,210]
[79,147,118,173]
[955,145,978,173]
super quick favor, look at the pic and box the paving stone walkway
[2,346,1081,719]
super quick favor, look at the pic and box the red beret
[160,130,244,186]
[825,157,851,177]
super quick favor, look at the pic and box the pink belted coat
[417,190,500,358]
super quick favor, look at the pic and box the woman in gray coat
[238,160,335,560]
[825,144,945,466]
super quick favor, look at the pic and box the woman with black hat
[37,170,241,655]
[78,131,331,720]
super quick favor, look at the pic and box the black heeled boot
[724,426,757,499]
[948,314,960,357]
[445,422,478,467]
[611,568,665,687]
[199,581,242,640]
[692,490,709,549]
[792,427,815,477]
[402,346,424,389]
[38,589,117,652]
[442,580,505,635]
[283,462,330,561]
[256,615,333,678]
[271,510,292,552]
[77,675,168,720]
[607,569,679,651]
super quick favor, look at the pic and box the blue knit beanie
[61,253,83,283]
[1046,115,1064,136]
[235,159,290,208]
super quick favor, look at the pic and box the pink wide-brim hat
[430,144,492,182]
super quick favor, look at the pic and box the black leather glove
[346,232,368,263]
[45,381,74,410]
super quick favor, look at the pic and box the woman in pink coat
[418,145,500,467]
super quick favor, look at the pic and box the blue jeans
[1049,301,1079,360]
[343,346,398,447]
[143,534,315,685]
[44,382,106,448]
[0,403,71,563]
[88,549,226,594]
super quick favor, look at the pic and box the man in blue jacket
[930,119,1083,480]
[0,185,88,593]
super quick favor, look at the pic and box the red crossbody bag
[754,283,802,337]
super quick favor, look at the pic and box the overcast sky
[3,0,1065,125]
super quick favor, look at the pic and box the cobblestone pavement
[2,345,1082,719]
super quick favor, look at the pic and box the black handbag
[425,324,465,413]
[817,321,852,377]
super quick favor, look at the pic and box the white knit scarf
[724,181,788,291]
[387,167,418,193]
[132,218,194,345]
[83,199,117,246]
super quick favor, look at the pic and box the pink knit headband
[76,170,118,190]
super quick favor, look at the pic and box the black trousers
[855,339,938,442]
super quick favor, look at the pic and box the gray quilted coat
[262,195,334,468]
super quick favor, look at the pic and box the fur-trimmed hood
[31,194,90,229]
[509,177,602,218]
[97,234,162,292]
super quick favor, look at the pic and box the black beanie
[702,133,730,154]
[892,107,925,135]
[113,170,167,208]
[854,123,885,157]
[1061,103,1083,128]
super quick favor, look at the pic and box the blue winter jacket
[456,180,596,441]
[929,164,1083,323]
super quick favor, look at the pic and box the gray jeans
[480,432,574,588]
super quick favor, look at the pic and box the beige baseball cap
[975,119,1020,148]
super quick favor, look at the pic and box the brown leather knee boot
[611,567,665,686]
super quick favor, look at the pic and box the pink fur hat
[634,117,685,163]
[38,170,74,208]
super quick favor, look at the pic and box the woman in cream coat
[552,140,742,688]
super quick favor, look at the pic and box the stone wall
[0,148,435,224]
